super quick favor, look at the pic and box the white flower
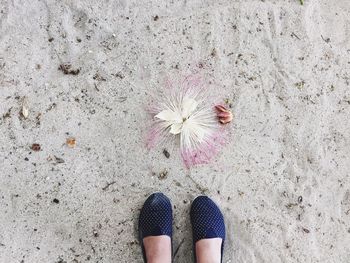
[147,75,228,167]
[155,97,206,140]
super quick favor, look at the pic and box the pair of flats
[139,193,225,263]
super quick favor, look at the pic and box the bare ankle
[196,238,222,263]
[143,236,171,263]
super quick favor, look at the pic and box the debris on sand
[158,169,168,180]
[31,143,41,151]
[66,137,76,148]
[302,227,310,233]
[47,155,65,164]
[54,156,65,164]
[295,80,305,90]
[163,148,170,158]
[21,97,29,119]
[3,108,11,119]
[58,64,80,75]
[93,73,106,82]
[102,181,116,191]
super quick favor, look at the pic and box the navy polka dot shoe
[139,193,173,262]
[190,196,226,263]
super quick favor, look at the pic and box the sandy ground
[1,0,350,262]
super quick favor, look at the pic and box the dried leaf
[31,143,41,151]
[66,137,76,148]
[22,97,29,119]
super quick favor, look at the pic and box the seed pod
[215,104,233,124]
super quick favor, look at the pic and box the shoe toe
[139,193,173,239]
[190,196,225,243]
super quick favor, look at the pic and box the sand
[1,0,350,262]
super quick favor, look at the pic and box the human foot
[195,238,222,263]
[143,235,171,263]
[190,196,225,263]
[139,193,173,263]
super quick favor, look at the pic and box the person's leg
[139,193,172,263]
[143,236,171,263]
[190,196,226,263]
[195,238,222,263]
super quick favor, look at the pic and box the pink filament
[181,130,227,168]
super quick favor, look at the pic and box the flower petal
[181,120,205,143]
[155,110,182,122]
[170,123,183,135]
[182,97,198,118]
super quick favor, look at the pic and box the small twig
[117,97,127,102]
[321,35,332,49]
[53,155,65,164]
[91,245,96,253]
[321,35,331,43]
[102,181,116,191]
[174,238,185,258]
[94,83,100,91]
[291,32,301,40]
